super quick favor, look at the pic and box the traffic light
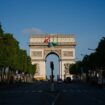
[50,61,54,70]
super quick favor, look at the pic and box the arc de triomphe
[29,34,76,80]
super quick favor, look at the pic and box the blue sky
[0,0,105,60]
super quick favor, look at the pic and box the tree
[96,37,105,69]
[0,23,35,83]
[69,61,82,75]
[69,64,76,74]
[0,23,4,36]
[26,56,35,75]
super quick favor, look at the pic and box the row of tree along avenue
[0,24,35,84]
[70,37,105,86]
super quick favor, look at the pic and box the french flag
[44,35,50,43]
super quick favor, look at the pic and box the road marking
[51,93,60,105]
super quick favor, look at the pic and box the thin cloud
[22,27,45,35]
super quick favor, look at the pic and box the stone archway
[29,34,76,80]
[45,51,60,80]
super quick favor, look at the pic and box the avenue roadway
[0,81,105,105]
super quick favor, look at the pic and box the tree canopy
[0,24,35,75]
[69,37,105,74]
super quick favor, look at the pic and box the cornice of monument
[30,34,75,38]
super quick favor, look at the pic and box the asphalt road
[55,81,105,105]
[0,81,105,105]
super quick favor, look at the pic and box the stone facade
[29,34,76,80]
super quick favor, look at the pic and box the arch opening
[45,52,60,81]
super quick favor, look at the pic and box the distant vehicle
[70,75,74,80]
[64,77,71,83]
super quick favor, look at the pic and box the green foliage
[0,23,4,36]
[79,37,105,71]
[69,64,76,74]
[71,37,105,74]
[69,61,82,74]
[0,24,35,75]
[96,37,105,68]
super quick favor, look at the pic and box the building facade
[29,34,76,80]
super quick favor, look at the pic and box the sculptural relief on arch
[29,34,76,80]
